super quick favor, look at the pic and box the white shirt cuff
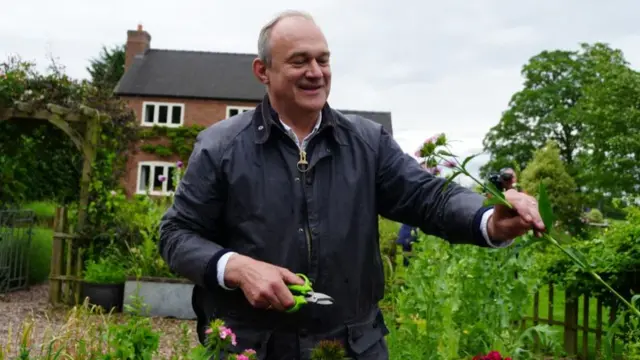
[217,251,238,290]
[480,208,513,248]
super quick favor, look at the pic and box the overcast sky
[2,0,640,185]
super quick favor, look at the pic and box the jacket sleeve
[159,133,232,289]
[375,127,492,246]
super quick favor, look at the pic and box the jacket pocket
[345,310,390,359]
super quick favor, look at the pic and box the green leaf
[442,171,462,190]
[437,150,456,157]
[564,247,590,270]
[483,196,505,207]
[537,182,554,232]
[462,152,482,169]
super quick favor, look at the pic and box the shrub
[585,208,605,223]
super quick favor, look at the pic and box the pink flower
[219,326,237,346]
[243,349,256,355]
[158,175,166,182]
[424,135,438,144]
[486,351,502,360]
[176,160,183,168]
[236,356,249,360]
[205,328,212,335]
[443,160,457,168]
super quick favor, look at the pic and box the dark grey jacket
[159,95,491,358]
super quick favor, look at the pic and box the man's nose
[305,60,323,78]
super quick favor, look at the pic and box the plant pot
[123,276,196,319]
[81,281,125,313]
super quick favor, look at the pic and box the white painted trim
[141,102,185,127]
[225,105,254,118]
[136,161,177,196]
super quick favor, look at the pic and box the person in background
[395,223,419,266]
[488,167,520,192]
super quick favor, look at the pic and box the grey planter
[123,277,196,320]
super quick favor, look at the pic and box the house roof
[114,49,393,134]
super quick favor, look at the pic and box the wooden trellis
[0,101,105,305]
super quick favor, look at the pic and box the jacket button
[298,228,304,233]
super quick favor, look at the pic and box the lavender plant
[416,133,640,317]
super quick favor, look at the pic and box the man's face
[256,17,331,114]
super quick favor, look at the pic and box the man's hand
[487,189,546,242]
[223,254,305,311]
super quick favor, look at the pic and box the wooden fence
[49,207,84,306]
[520,282,622,359]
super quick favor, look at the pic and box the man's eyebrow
[287,51,331,60]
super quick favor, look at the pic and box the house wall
[120,96,259,197]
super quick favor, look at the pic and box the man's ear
[252,58,269,84]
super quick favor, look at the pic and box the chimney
[124,24,151,71]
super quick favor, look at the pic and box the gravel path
[0,282,200,359]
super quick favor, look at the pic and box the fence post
[49,207,67,304]
[564,292,579,356]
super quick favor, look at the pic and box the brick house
[114,25,393,197]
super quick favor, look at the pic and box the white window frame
[226,105,254,118]
[136,161,177,196]
[141,101,185,127]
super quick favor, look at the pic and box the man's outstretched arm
[375,127,510,248]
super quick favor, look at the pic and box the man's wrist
[481,208,514,248]
[217,252,238,290]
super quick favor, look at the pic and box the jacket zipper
[297,149,313,270]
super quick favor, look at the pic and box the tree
[520,140,583,234]
[86,44,125,91]
[480,43,639,201]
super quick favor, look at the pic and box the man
[159,10,545,360]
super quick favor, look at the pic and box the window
[137,161,177,195]
[226,106,254,118]
[142,102,185,127]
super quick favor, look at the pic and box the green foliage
[21,201,56,227]
[0,55,139,234]
[585,208,605,224]
[480,42,640,204]
[520,141,582,233]
[27,228,53,285]
[384,234,560,359]
[83,247,128,284]
[86,44,125,90]
[536,206,640,309]
[139,125,206,163]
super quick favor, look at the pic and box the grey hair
[257,10,315,67]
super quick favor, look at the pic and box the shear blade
[306,292,334,305]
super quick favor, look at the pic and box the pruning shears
[286,273,334,313]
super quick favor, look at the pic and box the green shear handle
[286,273,335,313]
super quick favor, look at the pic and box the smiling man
[159,10,545,360]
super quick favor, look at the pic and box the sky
[2,0,640,186]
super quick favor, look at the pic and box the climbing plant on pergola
[1,55,139,304]
[0,100,104,231]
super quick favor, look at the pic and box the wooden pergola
[0,100,105,304]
